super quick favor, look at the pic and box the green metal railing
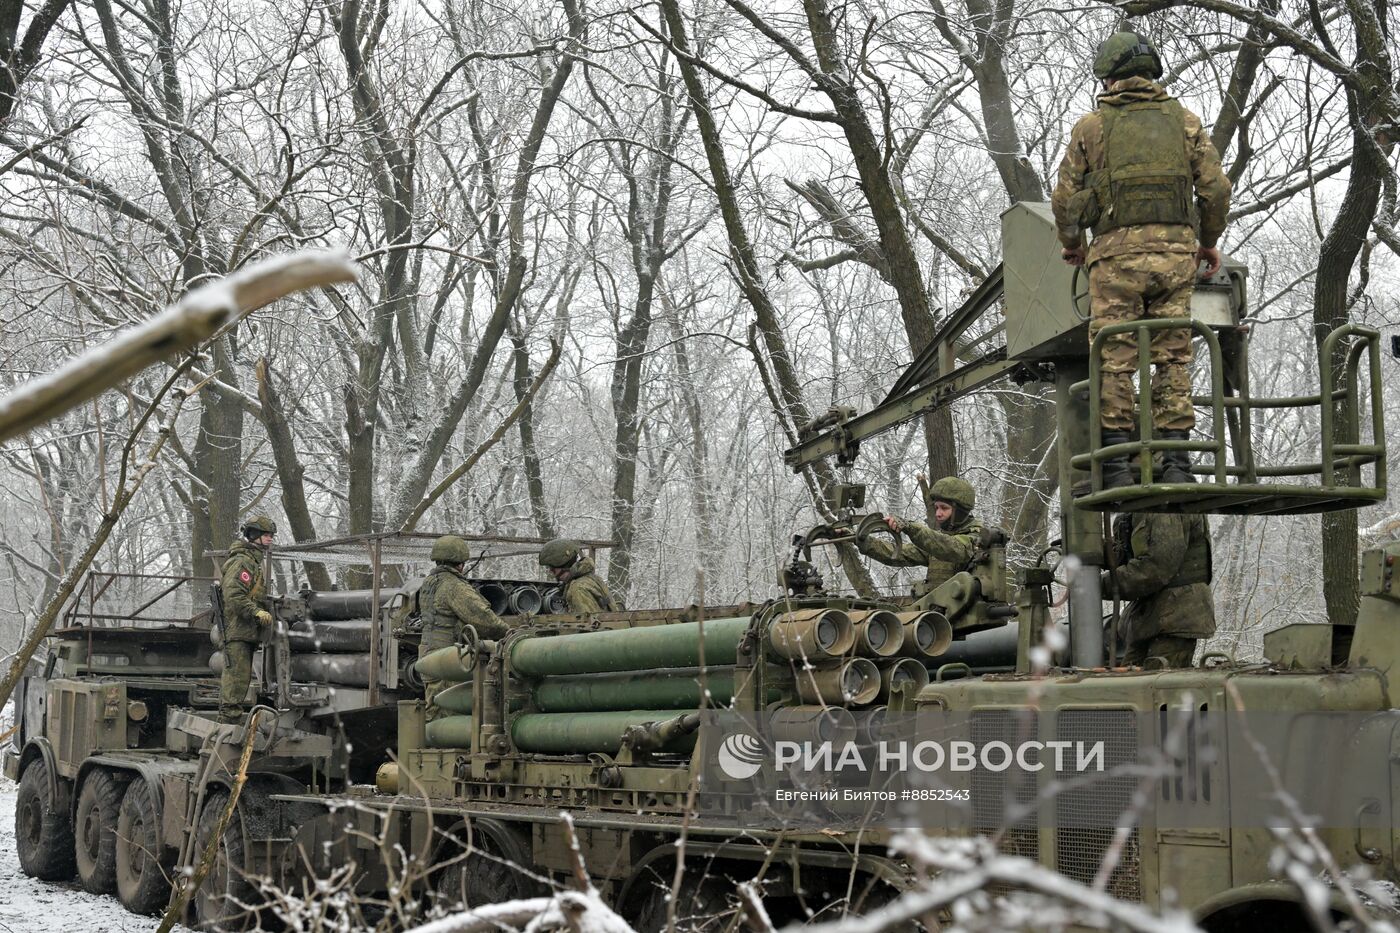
[1070,318,1386,511]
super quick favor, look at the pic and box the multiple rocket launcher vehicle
[7,204,1399,931]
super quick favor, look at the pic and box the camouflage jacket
[562,557,615,613]
[1052,77,1231,266]
[417,565,509,656]
[220,539,266,643]
[1102,512,1215,642]
[859,515,982,590]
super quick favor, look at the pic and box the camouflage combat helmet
[241,514,277,535]
[1093,31,1163,81]
[430,534,472,564]
[538,538,581,569]
[928,476,976,512]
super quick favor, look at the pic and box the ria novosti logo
[717,731,765,779]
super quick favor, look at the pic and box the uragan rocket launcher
[406,603,956,759]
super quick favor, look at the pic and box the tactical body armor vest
[1114,512,1212,587]
[417,566,462,655]
[921,517,984,591]
[1086,99,1196,235]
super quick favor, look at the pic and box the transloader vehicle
[8,204,1395,931]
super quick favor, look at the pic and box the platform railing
[1070,319,1386,512]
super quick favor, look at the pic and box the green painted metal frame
[1072,319,1386,513]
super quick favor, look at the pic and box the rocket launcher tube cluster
[507,610,859,678]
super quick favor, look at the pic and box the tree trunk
[511,333,555,539]
[659,0,875,595]
[797,0,955,485]
[190,336,243,577]
[1313,115,1385,625]
[663,290,721,588]
[255,360,332,590]
[607,270,657,602]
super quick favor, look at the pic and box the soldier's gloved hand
[255,609,273,626]
[885,515,904,533]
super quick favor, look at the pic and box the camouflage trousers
[219,640,256,723]
[422,678,447,723]
[1122,633,1198,669]
[1088,251,1198,433]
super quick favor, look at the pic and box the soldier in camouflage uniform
[1102,510,1215,668]
[1052,31,1232,487]
[858,477,983,592]
[539,539,615,613]
[419,535,510,721]
[219,515,276,723]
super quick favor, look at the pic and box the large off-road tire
[116,780,173,914]
[192,790,256,932]
[74,769,125,894]
[15,757,75,881]
[632,869,735,933]
[435,820,546,911]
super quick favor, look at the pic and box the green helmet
[538,538,581,569]
[430,535,472,564]
[1093,31,1163,81]
[928,476,976,512]
[241,514,277,535]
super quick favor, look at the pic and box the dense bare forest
[0,0,1396,659]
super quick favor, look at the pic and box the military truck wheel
[15,757,75,880]
[192,790,256,932]
[116,781,172,914]
[436,820,545,909]
[632,869,735,933]
[74,769,125,893]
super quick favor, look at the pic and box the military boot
[1100,431,1135,489]
[1159,430,1195,483]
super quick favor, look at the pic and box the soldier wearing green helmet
[539,538,615,614]
[1052,29,1232,488]
[218,514,277,723]
[857,476,984,592]
[418,534,510,720]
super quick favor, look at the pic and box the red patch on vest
[239,570,252,583]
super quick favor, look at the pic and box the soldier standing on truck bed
[1052,31,1232,489]
[539,538,615,613]
[420,535,511,721]
[1103,510,1216,668]
[219,515,276,723]
[858,476,983,592]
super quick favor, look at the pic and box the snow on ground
[0,781,190,933]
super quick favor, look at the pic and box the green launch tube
[531,667,786,711]
[510,710,700,754]
[509,617,752,676]
[424,715,474,748]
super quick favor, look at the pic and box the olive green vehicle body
[7,207,1396,931]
